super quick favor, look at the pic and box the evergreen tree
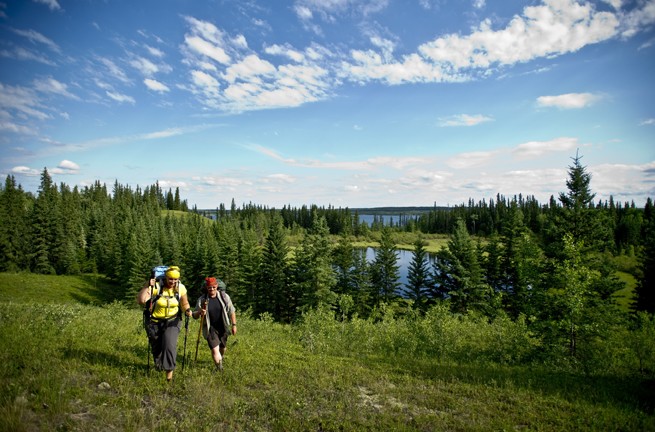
[0,175,31,272]
[292,215,337,313]
[403,234,430,311]
[634,210,655,313]
[214,219,240,289]
[432,219,497,315]
[499,204,545,318]
[332,233,356,296]
[556,151,612,253]
[369,228,400,305]
[30,169,58,274]
[258,215,291,321]
[544,234,600,356]
[122,218,152,302]
[235,229,262,312]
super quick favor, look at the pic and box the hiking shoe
[215,360,223,372]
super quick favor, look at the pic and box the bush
[296,303,541,366]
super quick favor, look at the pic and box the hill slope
[0,273,652,431]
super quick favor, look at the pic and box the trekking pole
[182,313,190,371]
[146,284,153,375]
[194,300,207,362]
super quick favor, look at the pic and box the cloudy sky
[1,0,654,209]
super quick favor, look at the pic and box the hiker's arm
[180,294,193,317]
[136,279,155,306]
[229,311,237,335]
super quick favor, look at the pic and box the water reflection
[360,247,436,287]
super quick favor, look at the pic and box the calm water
[362,247,436,287]
[357,214,419,227]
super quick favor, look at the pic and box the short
[206,326,228,350]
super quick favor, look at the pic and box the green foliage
[369,228,400,304]
[1,277,654,431]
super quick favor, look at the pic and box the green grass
[0,273,653,431]
[615,271,637,312]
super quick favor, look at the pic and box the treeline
[1,156,654,331]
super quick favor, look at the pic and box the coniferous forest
[1,154,654,375]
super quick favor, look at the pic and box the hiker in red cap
[191,277,237,371]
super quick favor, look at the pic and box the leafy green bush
[297,303,541,366]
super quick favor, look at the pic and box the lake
[362,247,436,287]
[357,214,421,227]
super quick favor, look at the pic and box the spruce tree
[403,234,430,311]
[634,209,655,313]
[369,228,400,305]
[332,233,356,296]
[30,169,58,274]
[0,175,31,271]
[292,215,336,313]
[235,229,262,312]
[432,219,496,315]
[258,215,291,321]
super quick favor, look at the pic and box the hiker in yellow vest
[192,277,237,371]
[137,266,193,381]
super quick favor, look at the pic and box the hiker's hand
[231,325,237,336]
[199,308,206,317]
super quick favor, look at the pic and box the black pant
[148,317,181,371]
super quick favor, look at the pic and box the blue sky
[1,0,654,209]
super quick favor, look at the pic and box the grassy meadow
[0,272,653,431]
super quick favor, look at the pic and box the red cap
[205,277,217,286]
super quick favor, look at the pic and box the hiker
[137,266,193,381]
[192,277,237,371]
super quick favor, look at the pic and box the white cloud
[55,160,80,173]
[0,46,56,65]
[512,137,579,159]
[265,44,305,62]
[420,1,618,68]
[129,56,160,76]
[536,92,600,109]
[294,5,314,20]
[33,77,79,99]
[11,28,61,53]
[11,166,40,176]
[293,0,389,19]
[640,118,655,126]
[98,57,131,84]
[0,121,35,134]
[446,151,497,169]
[602,0,623,9]
[438,114,493,127]
[619,0,655,37]
[185,35,231,64]
[190,70,221,96]
[0,83,51,121]
[146,45,165,58]
[144,78,170,93]
[33,0,61,11]
[223,55,276,83]
[105,91,136,104]
[344,0,624,85]
[266,173,296,183]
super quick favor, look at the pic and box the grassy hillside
[0,273,653,431]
